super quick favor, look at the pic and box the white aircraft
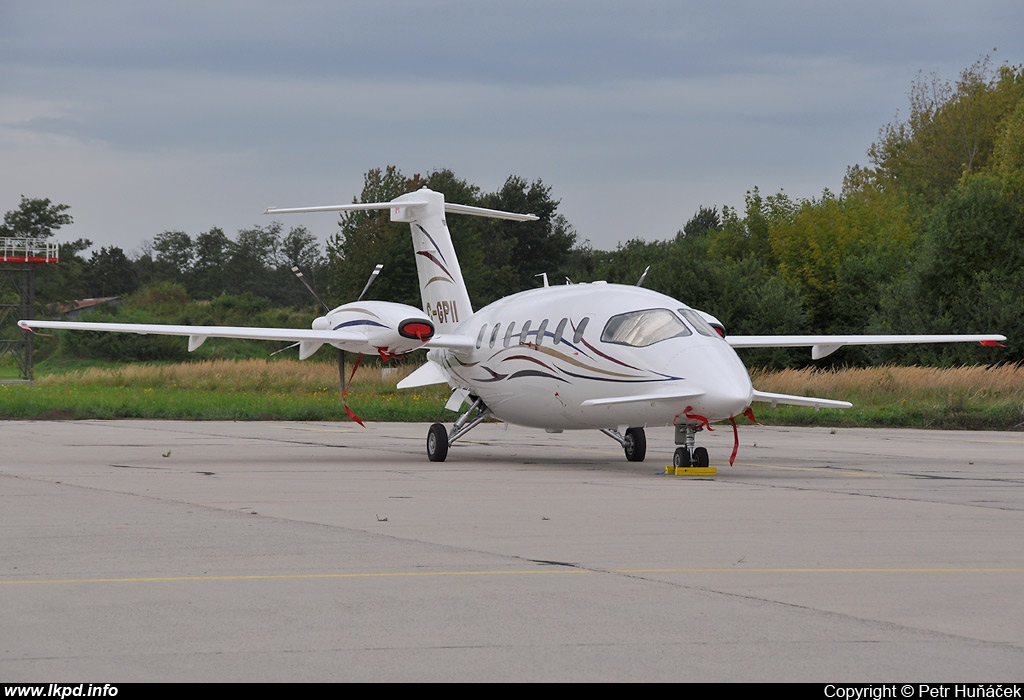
[20,188,1006,466]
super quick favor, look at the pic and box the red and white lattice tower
[2,238,59,380]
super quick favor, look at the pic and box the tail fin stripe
[416,225,448,264]
[415,250,455,282]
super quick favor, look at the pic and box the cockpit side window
[601,308,692,347]
[678,309,719,338]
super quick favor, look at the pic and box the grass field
[1,359,1021,430]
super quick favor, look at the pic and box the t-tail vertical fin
[265,186,537,334]
[389,189,472,334]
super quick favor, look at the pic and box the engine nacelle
[304,300,436,359]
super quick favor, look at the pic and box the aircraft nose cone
[674,342,752,420]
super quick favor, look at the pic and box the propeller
[289,263,384,396]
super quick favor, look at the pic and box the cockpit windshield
[601,308,692,347]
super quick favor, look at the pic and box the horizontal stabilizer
[265,197,538,222]
[728,334,1007,359]
[397,360,450,389]
[581,388,705,408]
[752,390,852,409]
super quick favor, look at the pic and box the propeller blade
[338,348,346,394]
[356,264,384,302]
[291,266,330,313]
[269,342,300,357]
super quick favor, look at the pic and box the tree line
[5,56,1022,367]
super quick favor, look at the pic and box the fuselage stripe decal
[579,336,643,370]
[557,367,682,383]
[507,369,569,383]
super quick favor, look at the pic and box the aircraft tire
[624,427,646,462]
[693,446,709,467]
[427,423,449,462]
[673,447,691,468]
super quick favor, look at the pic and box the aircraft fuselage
[431,282,754,430]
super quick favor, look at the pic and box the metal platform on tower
[1,238,59,381]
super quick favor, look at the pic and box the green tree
[711,187,795,263]
[224,222,283,299]
[326,166,422,306]
[150,230,195,282]
[0,196,73,239]
[189,227,231,299]
[874,175,1022,364]
[83,246,139,297]
[277,225,327,308]
[326,167,575,309]
[867,57,1024,205]
[35,238,92,304]
[680,206,722,237]
[987,95,1024,201]
[478,175,575,302]
[768,186,915,334]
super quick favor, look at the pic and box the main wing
[727,334,1006,360]
[18,319,474,357]
[19,319,376,353]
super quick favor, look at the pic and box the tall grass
[749,364,1024,430]
[2,360,1021,429]
[5,359,451,422]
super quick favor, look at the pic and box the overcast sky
[2,1,1021,257]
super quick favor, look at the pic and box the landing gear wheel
[426,423,449,462]
[673,447,691,468]
[623,427,647,462]
[693,446,709,467]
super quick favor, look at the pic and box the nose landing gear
[673,425,709,467]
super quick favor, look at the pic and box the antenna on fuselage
[635,266,650,288]
[535,272,549,288]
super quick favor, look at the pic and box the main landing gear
[426,396,492,462]
[673,424,709,467]
[600,427,647,462]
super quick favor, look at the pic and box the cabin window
[476,325,487,349]
[489,323,501,348]
[601,308,691,347]
[678,309,719,338]
[535,319,549,347]
[503,322,517,347]
[572,317,590,344]
[553,318,568,345]
[519,320,532,345]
